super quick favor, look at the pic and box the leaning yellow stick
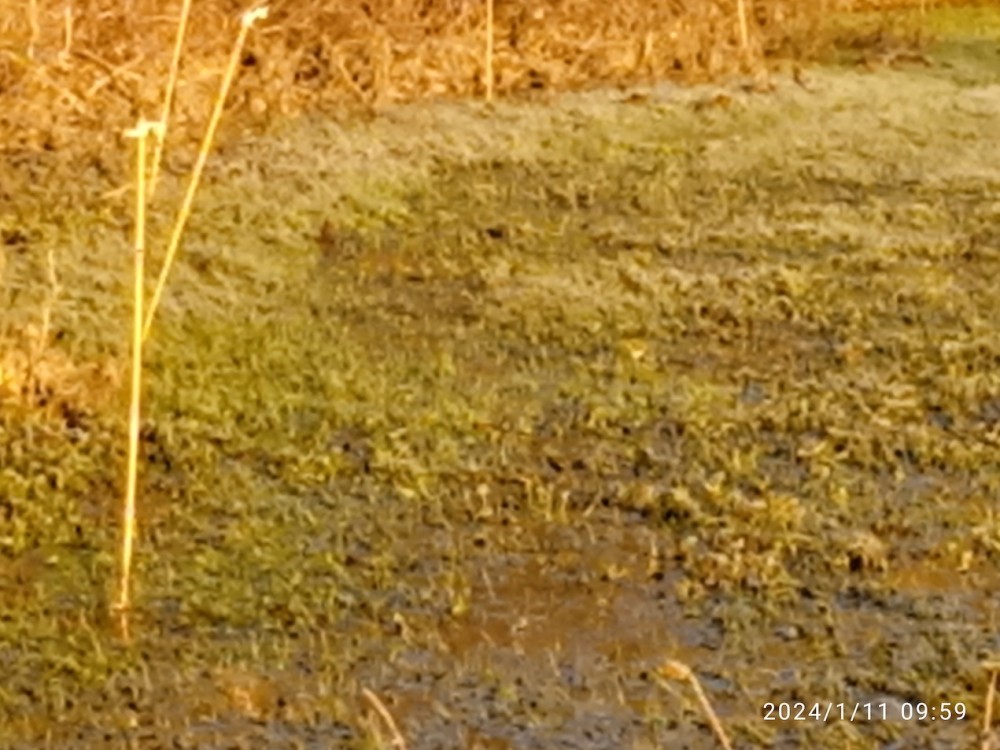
[147,0,194,201]
[143,7,269,341]
[116,119,163,614]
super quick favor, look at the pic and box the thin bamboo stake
[148,0,194,201]
[485,0,494,102]
[116,120,162,615]
[143,7,269,341]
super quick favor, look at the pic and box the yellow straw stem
[983,662,999,750]
[362,688,409,750]
[659,660,734,750]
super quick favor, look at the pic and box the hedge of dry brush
[0,0,967,162]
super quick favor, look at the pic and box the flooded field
[2,9,1000,749]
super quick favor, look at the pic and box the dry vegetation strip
[0,0,968,159]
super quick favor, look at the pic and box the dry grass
[0,336,121,417]
[0,0,969,160]
[0,243,120,417]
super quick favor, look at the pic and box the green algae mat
[2,10,1000,749]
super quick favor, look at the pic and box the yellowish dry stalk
[116,120,161,615]
[27,0,39,59]
[21,249,60,405]
[660,659,734,750]
[362,688,408,750]
[143,7,269,341]
[983,662,999,750]
[485,0,494,102]
[735,0,749,54]
[148,0,194,202]
[62,4,73,59]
